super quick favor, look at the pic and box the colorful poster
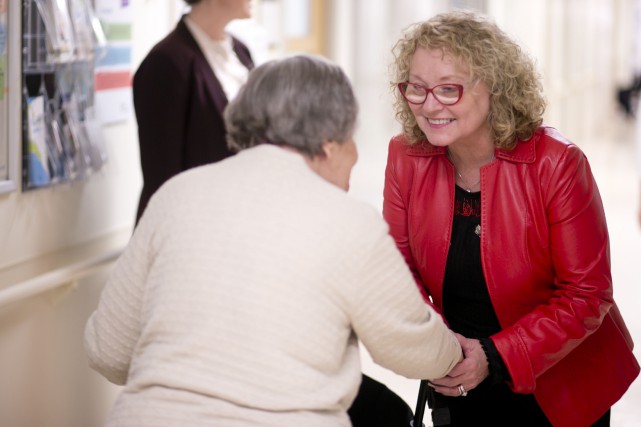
[94,0,133,124]
[0,0,6,101]
[0,0,7,182]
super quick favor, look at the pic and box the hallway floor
[354,110,641,425]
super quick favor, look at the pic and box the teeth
[429,118,453,125]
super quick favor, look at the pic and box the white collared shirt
[185,17,249,101]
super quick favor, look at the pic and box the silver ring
[458,385,467,397]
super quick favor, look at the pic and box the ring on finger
[458,384,468,397]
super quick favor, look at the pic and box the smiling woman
[383,10,639,427]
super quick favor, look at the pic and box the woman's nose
[420,92,443,112]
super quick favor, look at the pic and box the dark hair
[225,54,358,157]
[184,0,201,5]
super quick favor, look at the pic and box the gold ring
[458,384,467,397]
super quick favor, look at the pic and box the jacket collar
[232,38,254,69]
[405,127,544,164]
[176,16,253,69]
[176,16,229,116]
[175,16,254,116]
[176,16,204,56]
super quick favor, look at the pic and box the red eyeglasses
[397,82,464,106]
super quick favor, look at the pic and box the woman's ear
[320,140,339,159]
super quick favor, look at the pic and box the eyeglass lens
[401,83,461,105]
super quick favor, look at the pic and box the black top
[437,186,551,426]
[443,186,500,338]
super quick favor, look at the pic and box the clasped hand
[428,333,489,397]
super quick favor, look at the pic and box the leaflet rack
[21,0,107,190]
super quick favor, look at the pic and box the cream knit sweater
[84,145,461,427]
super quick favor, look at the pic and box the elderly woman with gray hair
[84,54,462,427]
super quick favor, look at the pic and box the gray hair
[224,54,358,157]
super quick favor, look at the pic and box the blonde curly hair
[390,10,546,148]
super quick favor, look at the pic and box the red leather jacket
[383,127,639,427]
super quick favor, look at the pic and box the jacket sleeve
[133,48,190,218]
[492,143,613,393]
[343,216,462,380]
[382,138,433,304]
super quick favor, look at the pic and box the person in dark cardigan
[133,0,254,224]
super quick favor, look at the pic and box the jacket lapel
[176,17,229,116]
[232,38,254,70]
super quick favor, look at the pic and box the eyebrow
[408,74,466,85]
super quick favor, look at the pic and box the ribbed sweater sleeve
[339,222,462,380]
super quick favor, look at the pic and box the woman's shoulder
[140,22,199,68]
[388,134,443,157]
[534,126,587,164]
[504,126,593,193]
[509,126,585,164]
[535,126,577,148]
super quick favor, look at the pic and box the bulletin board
[21,0,108,191]
[0,0,18,194]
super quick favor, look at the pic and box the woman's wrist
[479,337,510,385]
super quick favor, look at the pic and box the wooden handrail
[0,228,131,308]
